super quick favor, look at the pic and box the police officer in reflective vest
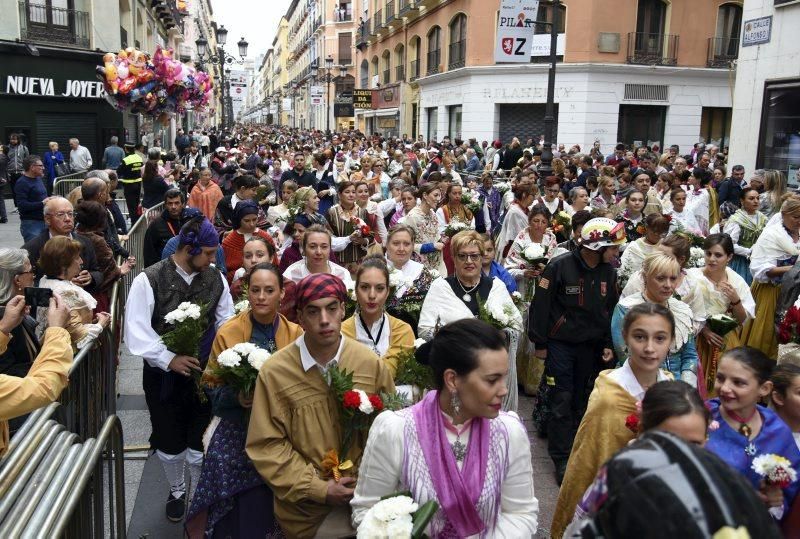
[117,143,143,226]
[528,217,624,484]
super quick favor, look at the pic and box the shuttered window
[338,33,352,65]
[36,112,98,162]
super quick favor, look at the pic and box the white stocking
[157,449,187,497]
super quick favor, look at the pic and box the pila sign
[2,75,106,99]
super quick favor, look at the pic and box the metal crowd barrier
[0,407,125,538]
[52,172,87,199]
[119,202,163,290]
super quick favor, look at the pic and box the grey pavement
[0,200,23,248]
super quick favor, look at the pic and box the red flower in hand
[368,393,384,412]
[342,390,361,409]
[360,225,371,236]
[625,413,640,433]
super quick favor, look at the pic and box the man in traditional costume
[246,273,394,538]
[124,216,234,521]
[529,217,624,485]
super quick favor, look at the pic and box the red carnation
[361,225,371,236]
[368,394,384,412]
[625,413,640,433]
[342,390,361,409]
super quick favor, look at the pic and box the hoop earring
[450,390,461,416]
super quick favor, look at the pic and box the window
[713,3,742,61]
[426,107,439,141]
[700,107,732,150]
[382,50,391,84]
[360,59,369,88]
[338,33,353,65]
[395,45,405,81]
[448,105,462,140]
[630,0,676,65]
[335,74,355,96]
[448,14,466,70]
[409,36,421,81]
[636,0,666,36]
[758,80,800,177]
[371,56,379,79]
[427,27,441,76]
[533,1,566,34]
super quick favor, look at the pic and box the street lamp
[195,25,248,132]
[537,0,561,177]
[313,54,344,134]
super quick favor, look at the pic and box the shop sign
[334,103,354,117]
[530,34,566,57]
[377,117,396,128]
[2,75,106,99]
[495,0,540,63]
[742,16,772,47]
[310,85,324,105]
[353,89,373,109]
[269,103,278,114]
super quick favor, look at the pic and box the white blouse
[282,259,354,288]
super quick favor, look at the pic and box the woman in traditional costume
[503,205,558,302]
[230,237,275,301]
[724,187,767,286]
[187,263,303,538]
[384,225,436,332]
[351,318,539,537]
[341,256,414,377]
[688,234,755,395]
[615,190,646,247]
[618,213,670,289]
[355,180,388,246]
[612,252,698,385]
[326,180,374,273]
[418,230,521,411]
[436,183,475,276]
[551,303,674,538]
[221,201,278,283]
[706,347,800,522]
[666,187,700,234]
[404,183,446,275]
[282,225,353,288]
[266,180,297,227]
[495,181,536,261]
[686,168,717,234]
[741,196,800,359]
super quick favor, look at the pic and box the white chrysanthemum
[389,269,409,289]
[356,514,386,538]
[247,348,271,370]
[428,269,440,279]
[234,299,250,314]
[356,389,374,414]
[523,243,545,260]
[164,311,177,324]
[177,301,194,311]
[233,342,258,356]
[216,349,241,368]
[385,514,413,537]
[511,291,522,300]
[185,305,202,320]
[752,454,796,483]
[171,310,188,323]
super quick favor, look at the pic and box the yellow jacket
[341,314,415,377]
[0,327,72,456]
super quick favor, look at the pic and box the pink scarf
[412,390,488,536]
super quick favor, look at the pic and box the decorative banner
[495,0,540,63]
[742,16,772,47]
[310,85,324,105]
[353,88,372,109]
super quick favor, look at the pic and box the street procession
[0,0,799,537]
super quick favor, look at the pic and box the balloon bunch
[96,46,213,122]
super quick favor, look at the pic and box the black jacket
[22,231,104,292]
[279,168,316,188]
[501,147,523,171]
[528,249,619,350]
[143,210,182,268]
[717,177,743,209]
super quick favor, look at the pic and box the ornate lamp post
[311,54,348,134]
[195,25,248,132]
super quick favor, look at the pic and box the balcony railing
[383,68,391,84]
[386,0,396,24]
[396,65,405,81]
[374,9,383,32]
[18,1,90,48]
[448,40,466,70]
[627,32,678,66]
[707,36,739,68]
[426,50,441,75]
[410,59,420,81]
[356,20,369,47]
[399,0,415,14]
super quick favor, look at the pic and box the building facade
[354,0,742,155]
[728,0,800,183]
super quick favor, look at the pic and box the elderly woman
[221,201,278,283]
[0,294,71,456]
[418,230,522,410]
[36,236,110,349]
[342,256,414,377]
[186,263,302,538]
[188,168,224,222]
[0,248,37,378]
[611,252,698,385]
[742,196,800,358]
[384,225,437,333]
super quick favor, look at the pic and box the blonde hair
[292,186,317,207]
[780,194,800,217]
[48,141,58,150]
[642,252,680,280]
[552,158,565,176]
[765,170,788,213]
[450,230,485,257]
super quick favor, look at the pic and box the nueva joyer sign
[3,75,106,99]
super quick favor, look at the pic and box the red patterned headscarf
[295,273,347,310]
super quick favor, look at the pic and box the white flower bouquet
[234,299,250,314]
[161,301,209,401]
[206,342,272,397]
[479,294,523,332]
[357,493,439,539]
[388,267,413,292]
[687,246,705,268]
[752,454,798,489]
[519,242,549,268]
[443,218,471,238]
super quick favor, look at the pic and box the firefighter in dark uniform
[529,217,625,484]
[118,143,144,226]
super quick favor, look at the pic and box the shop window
[699,107,732,150]
[617,104,666,150]
[758,80,800,178]
[426,107,438,141]
[448,105,462,140]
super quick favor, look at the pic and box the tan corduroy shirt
[245,335,394,538]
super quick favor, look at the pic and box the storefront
[354,84,402,138]
[416,64,732,155]
[0,41,123,164]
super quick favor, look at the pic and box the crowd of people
[1,123,800,537]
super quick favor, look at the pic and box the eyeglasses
[456,253,482,262]
[48,211,76,219]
